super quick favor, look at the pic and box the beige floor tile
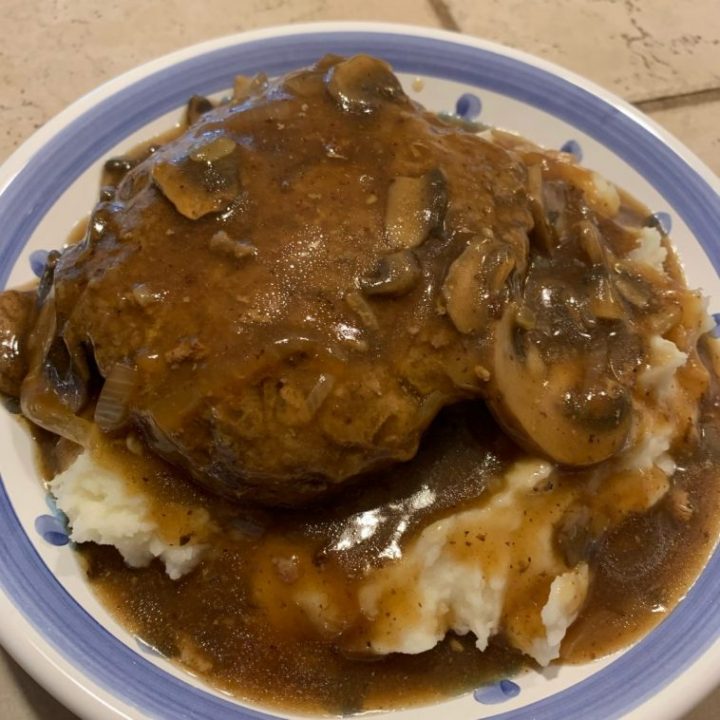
[444,0,720,103]
[647,98,720,176]
[0,0,440,162]
[1,650,77,720]
[685,687,720,720]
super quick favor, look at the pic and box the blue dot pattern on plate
[45,492,61,515]
[712,313,720,339]
[455,93,482,120]
[34,514,69,546]
[650,211,672,235]
[473,678,521,704]
[560,139,582,162]
[45,493,70,527]
[37,493,71,545]
[29,249,49,278]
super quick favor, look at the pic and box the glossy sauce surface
[58,383,719,713]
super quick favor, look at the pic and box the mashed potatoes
[356,458,583,665]
[50,453,210,580]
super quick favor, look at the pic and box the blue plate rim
[1,22,719,720]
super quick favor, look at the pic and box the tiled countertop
[1,1,718,718]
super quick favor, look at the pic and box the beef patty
[9,55,651,504]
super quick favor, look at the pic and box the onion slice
[94,363,137,433]
[21,389,92,447]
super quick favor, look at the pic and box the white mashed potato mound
[639,335,688,397]
[531,564,590,666]
[626,331,694,478]
[628,226,668,272]
[50,453,207,580]
[359,528,507,656]
[621,422,676,477]
[358,459,584,666]
[589,172,621,217]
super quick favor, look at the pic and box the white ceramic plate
[1,22,720,720]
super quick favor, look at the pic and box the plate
[1,21,720,720]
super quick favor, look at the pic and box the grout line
[417,13,717,114]
[427,0,461,32]
[634,86,720,113]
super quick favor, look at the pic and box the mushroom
[441,236,517,335]
[484,306,632,466]
[384,169,447,250]
[104,156,137,177]
[612,269,652,309]
[186,95,214,126]
[360,250,420,297]
[325,55,406,113]
[232,72,269,103]
[151,132,240,220]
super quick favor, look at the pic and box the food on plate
[2,54,720,712]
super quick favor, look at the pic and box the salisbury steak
[16,56,534,503]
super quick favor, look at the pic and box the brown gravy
[34,378,720,713]
[76,405,526,713]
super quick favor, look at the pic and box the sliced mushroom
[186,95,214,126]
[360,250,420,297]
[188,136,236,163]
[384,169,447,250]
[104,156,137,177]
[233,72,268,103]
[326,55,406,113]
[152,133,240,220]
[485,306,632,465]
[552,161,620,218]
[607,329,645,384]
[542,180,575,244]
[441,236,517,334]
